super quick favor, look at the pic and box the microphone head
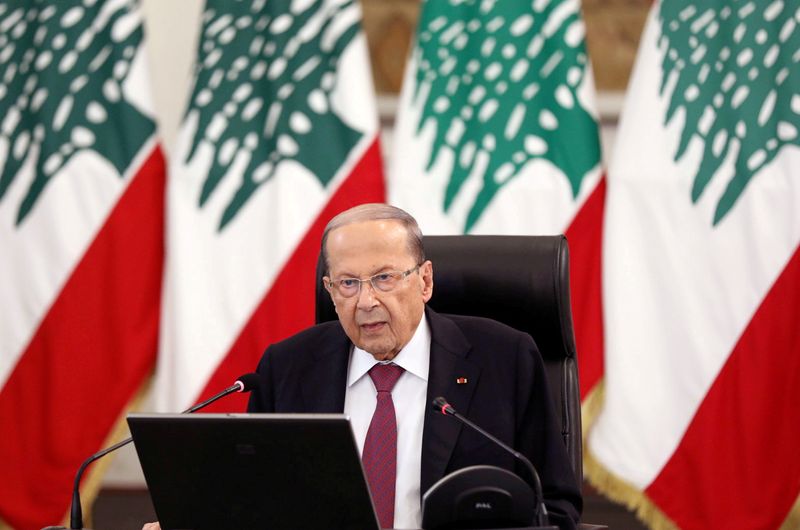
[234,373,260,392]
[431,396,453,415]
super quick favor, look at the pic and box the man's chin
[359,341,398,361]
[369,350,398,361]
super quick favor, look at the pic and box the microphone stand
[43,375,256,530]
[433,397,553,529]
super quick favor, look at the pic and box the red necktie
[362,363,405,529]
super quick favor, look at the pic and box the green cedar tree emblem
[186,0,363,230]
[0,1,155,226]
[658,0,800,225]
[412,0,601,232]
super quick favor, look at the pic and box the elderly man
[246,203,581,529]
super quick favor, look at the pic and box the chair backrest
[315,235,583,484]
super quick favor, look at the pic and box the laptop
[127,413,380,530]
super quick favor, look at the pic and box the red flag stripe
[645,242,800,529]
[0,147,165,530]
[193,138,385,411]
[565,177,606,400]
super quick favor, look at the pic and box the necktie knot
[369,363,405,393]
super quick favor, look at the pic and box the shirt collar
[348,314,431,387]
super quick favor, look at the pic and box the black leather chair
[315,235,604,528]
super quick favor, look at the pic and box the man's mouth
[360,322,386,332]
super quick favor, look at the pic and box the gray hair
[321,203,425,273]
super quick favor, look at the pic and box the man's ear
[420,260,433,302]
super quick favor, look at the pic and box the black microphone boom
[45,373,260,530]
[182,372,260,413]
[430,396,551,528]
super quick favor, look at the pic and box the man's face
[323,219,433,361]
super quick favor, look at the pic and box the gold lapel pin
[456,377,468,384]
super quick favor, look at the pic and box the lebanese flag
[152,0,384,413]
[0,2,165,529]
[389,0,605,403]
[587,1,800,528]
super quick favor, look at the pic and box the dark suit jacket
[247,307,582,529]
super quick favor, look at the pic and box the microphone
[181,372,260,414]
[431,396,551,528]
[46,373,260,530]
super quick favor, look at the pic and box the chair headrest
[315,235,576,361]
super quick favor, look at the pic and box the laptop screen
[127,413,380,530]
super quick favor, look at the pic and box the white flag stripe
[590,7,800,487]
[469,162,602,235]
[326,34,379,133]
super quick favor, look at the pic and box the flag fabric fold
[389,0,605,403]
[587,1,800,528]
[152,0,385,414]
[0,2,165,528]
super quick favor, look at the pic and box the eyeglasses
[325,265,421,298]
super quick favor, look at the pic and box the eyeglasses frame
[324,264,422,298]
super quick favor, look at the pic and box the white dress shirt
[344,317,431,529]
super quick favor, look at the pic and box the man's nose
[356,279,378,309]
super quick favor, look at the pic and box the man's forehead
[327,220,408,249]
[326,220,413,267]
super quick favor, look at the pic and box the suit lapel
[420,308,481,494]
[300,325,350,413]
